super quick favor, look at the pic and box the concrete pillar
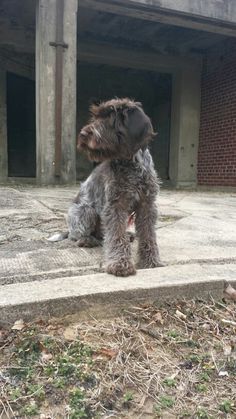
[0,69,7,182]
[36,0,78,184]
[169,67,201,188]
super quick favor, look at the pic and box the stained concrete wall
[127,0,236,24]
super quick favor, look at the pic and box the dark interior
[77,62,172,180]
[7,72,36,177]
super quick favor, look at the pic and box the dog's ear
[123,106,154,142]
[90,102,115,118]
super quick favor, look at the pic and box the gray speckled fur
[67,149,163,276]
[62,98,163,276]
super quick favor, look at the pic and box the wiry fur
[54,98,163,276]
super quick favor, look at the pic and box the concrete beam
[0,69,7,182]
[36,0,77,185]
[169,67,201,188]
[78,41,202,72]
[81,0,236,37]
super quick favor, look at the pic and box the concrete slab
[0,186,236,323]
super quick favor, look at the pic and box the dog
[49,98,163,276]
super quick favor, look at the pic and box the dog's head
[77,98,156,162]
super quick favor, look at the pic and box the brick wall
[197,39,236,187]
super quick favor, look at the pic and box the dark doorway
[7,72,36,177]
[77,63,172,181]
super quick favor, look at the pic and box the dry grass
[1,297,236,418]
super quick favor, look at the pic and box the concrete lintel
[78,42,202,73]
[0,68,7,182]
[0,263,230,324]
[36,0,78,185]
[81,0,236,37]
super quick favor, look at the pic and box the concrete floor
[0,186,236,322]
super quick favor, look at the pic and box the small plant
[53,377,67,389]
[159,395,175,409]
[179,409,192,419]
[185,339,199,348]
[199,372,211,382]
[21,402,39,416]
[196,407,211,418]
[153,405,162,417]
[196,383,208,393]
[180,409,191,417]
[163,377,176,387]
[9,387,22,401]
[188,354,200,363]
[57,356,76,376]
[123,391,133,402]
[167,330,179,339]
[69,388,88,419]
[26,383,45,400]
[219,399,234,413]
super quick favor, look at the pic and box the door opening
[7,72,36,177]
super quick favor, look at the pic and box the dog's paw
[106,260,136,277]
[76,236,102,248]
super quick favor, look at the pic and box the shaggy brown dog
[52,98,164,276]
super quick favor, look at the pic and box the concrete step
[1,263,235,325]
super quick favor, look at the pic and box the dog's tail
[47,231,69,242]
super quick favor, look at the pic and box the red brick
[197,39,236,187]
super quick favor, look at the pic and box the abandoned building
[0,0,235,188]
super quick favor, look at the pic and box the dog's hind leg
[67,203,101,247]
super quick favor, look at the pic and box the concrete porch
[0,186,235,322]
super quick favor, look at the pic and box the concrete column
[0,69,7,182]
[36,0,78,185]
[169,66,201,188]
[61,0,78,183]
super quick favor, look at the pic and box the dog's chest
[110,160,157,204]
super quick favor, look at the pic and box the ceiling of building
[77,7,230,55]
[0,0,231,55]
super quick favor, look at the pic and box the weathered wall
[198,39,236,187]
[77,62,171,180]
[126,0,236,24]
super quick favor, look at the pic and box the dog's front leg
[136,199,164,269]
[102,204,136,277]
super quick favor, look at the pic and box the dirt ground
[1,297,236,419]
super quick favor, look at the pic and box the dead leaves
[11,319,25,331]
[63,326,78,341]
[94,347,118,360]
[224,283,236,301]
[175,310,187,321]
[40,350,53,363]
[223,344,232,357]
[152,312,164,325]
